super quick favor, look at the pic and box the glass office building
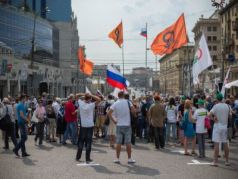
[0,5,57,64]
[7,0,72,22]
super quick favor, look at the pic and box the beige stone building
[219,0,238,95]
[159,45,194,97]
[192,10,221,93]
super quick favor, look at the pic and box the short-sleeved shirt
[16,102,26,126]
[64,100,77,123]
[78,99,95,128]
[194,108,207,133]
[210,103,229,127]
[110,99,131,127]
[178,104,184,117]
[165,105,177,123]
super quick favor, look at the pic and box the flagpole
[121,19,125,77]
[145,22,148,92]
[122,42,125,77]
[145,22,148,68]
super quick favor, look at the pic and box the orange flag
[82,59,94,76]
[78,47,94,76]
[78,47,85,72]
[151,14,188,55]
[108,21,123,48]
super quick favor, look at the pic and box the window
[213,26,217,31]
[207,26,212,31]
[213,55,217,60]
[207,36,212,42]
[208,46,212,51]
[213,46,217,51]
[236,45,238,53]
[213,36,217,41]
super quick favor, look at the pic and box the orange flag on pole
[151,14,188,56]
[78,46,85,72]
[78,47,94,76]
[82,59,94,76]
[108,21,123,48]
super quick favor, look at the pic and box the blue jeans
[63,121,77,144]
[76,127,93,161]
[197,133,206,157]
[116,126,132,144]
[15,124,28,154]
[166,123,177,143]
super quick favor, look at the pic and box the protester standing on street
[1,97,17,149]
[34,99,46,145]
[209,93,230,166]
[193,99,207,158]
[148,95,166,149]
[108,91,136,164]
[63,94,78,145]
[13,94,30,157]
[46,100,56,142]
[165,97,177,145]
[183,99,196,156]
[106,95,116,148]
[76,93,101,163]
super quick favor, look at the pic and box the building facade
[219,0,238,95]
[53,15,80,97]
[6,0,72,22]
[159,45,194,97]
[0,2,79,98]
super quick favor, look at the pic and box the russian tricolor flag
[106,65,128,90]
[140,28,147,38]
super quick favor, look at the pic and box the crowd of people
[0,91,238,166]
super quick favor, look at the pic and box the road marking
[170,150,184,154]
[77,162,100,166]
[187,160,211,165]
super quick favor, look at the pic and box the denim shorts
[116,126,131,144]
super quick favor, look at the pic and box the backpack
[46,105,55,118]
[0,106,13,131]
[141,103,147,117]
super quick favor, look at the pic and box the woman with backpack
[0,97,17,149]
[46,100,56,142]
[56,101,66,143]
[34,99,46,145]
[165,97,177,145]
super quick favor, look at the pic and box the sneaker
[210,162,218,167]
[128,158,136,164]
[12,148,20,157]
[86,159,93,164]
[113,159,120,164]
[22,153,30,157]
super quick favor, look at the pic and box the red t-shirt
[64,100,77,123]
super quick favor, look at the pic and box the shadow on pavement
[1,149,13,155]
[133,144,150,151]
[121,164,160,176]
[36,145,54,151]
[22,157,38,166]
[91,165,122,175]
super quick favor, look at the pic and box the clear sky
[71,0,220,73]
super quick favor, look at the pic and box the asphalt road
[0,133,237,179]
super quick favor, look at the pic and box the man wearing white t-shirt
[209,93,230,166]
[75,93,101,163]
[193,99,207,158]
[108,91,136,164]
